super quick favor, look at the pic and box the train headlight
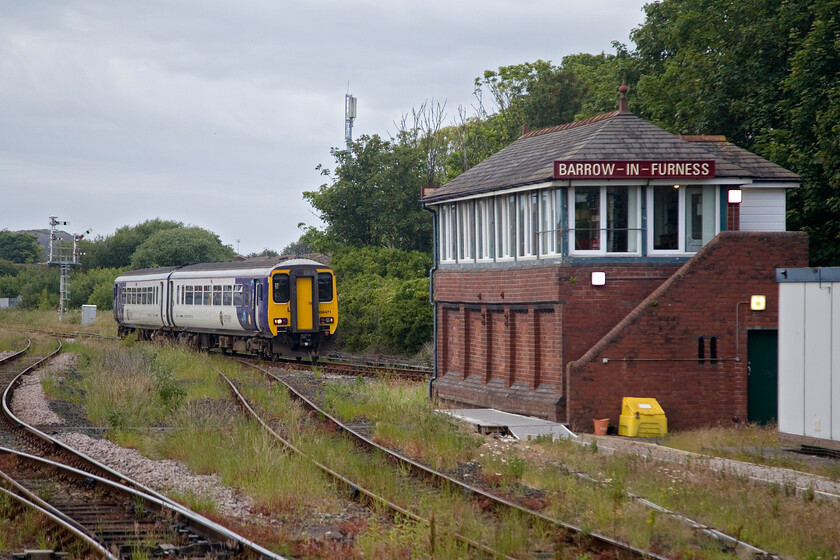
[319,317,334,324]
[273,318,288,326]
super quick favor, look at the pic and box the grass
[0,308,117,338]
[663,423,840,479]
[0,491,89,556]
[324,376,481,470]
[321,375,840,559]
[15,327,840,559]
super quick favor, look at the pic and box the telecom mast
[345,93,357,144]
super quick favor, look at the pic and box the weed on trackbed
[3,320,836,559]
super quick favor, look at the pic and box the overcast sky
[1,1,650,256]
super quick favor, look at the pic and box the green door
[747,330,778,424]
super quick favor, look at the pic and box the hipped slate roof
[422,111,800,203]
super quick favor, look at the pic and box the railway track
[235,359,667,559]
[0,340,288,560]
[266,354,432,381]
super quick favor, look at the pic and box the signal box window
[273,274,290,303]
[318,273,334,302]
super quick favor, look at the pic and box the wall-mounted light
[750,295,766,311]
[728,189,743,204]
[591,271,606,286]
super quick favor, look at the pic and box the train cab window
[204,286,212,305]
[272,274,290,303]
[185,286,193,305]
[233,284,243,306]
[213,285,222,306]
[318,273,333,302]
[223,285,232,306]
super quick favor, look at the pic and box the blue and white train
[114,258,338,359]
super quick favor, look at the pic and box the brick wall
[566,231,809,431]
[432,232,809,429]
[433,262,681,419]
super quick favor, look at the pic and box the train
[113,258,338,360]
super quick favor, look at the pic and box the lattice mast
[47,216,89,322]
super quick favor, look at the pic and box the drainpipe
[423,204,439,400]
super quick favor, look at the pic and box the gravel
[9,354,256,520]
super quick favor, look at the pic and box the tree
[329,246,433,354]
[304,134,432,252]
[630,0,812,148]
[130,227,235,268]
[80,219,183,269]
[247,248,280,258]
[0,230,43,263]
[758,0,840,265]
[628,0,839,264]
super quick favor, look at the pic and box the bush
[330,247,432,355]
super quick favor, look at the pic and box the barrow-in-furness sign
[554,160,715,179]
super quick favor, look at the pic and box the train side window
[204,285,212,305]
[233,284,243,306]
[318,273,333,302]
[185,286,194,305]
[196,285,205,305]
[273,274,290,303]
[213,285,222,306]
[223,285,232,306]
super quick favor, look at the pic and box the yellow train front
[114,257,338,361]
[262,259,338,358]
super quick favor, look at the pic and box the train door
[254,280,264,332]
[160,281,169,327]
[290,267,318,333]
[295,276,314,330]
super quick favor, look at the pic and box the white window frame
[569,185,642,256]
[538,188,565,257]
[457,200,476,262]
[646,184,719,255]
[439,202,457,263]
[517,191,538,259]
[496,193,517,261]
[476,198,495,262]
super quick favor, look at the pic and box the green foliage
[79,218,183,269]
[626,0,840,264]
[761,0,840,265]
[0,258,17,278]
[68,267,123,309]
[475,59,581,134]
[0,265,59,308]
[130,226,235,268]
[304,134,432,252]
[330,246,432,354]
[0,230,42,263]
[246,248,279,258]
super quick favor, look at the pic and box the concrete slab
[440,408,578,441]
